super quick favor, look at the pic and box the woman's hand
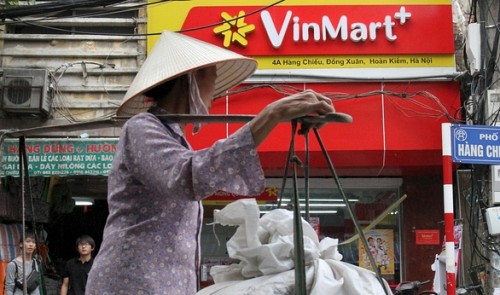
[268,90,335,121]
[249,90,336,146]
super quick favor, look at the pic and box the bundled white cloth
[197,199,391,295]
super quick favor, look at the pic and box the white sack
[198,198,390,295]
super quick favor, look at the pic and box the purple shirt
[86,109,265,295]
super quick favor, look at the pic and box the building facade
[1,0,497,293]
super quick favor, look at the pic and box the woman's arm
[122,113,265,199]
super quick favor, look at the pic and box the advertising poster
[358,229,395,275]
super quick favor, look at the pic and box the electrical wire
[0,0,135,20]
[49,61,118,122]
[0,0,285,37]
[465,3,500,280]
[0,0,162,24]
[225,84,460,122]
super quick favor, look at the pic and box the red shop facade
[150,0,462,286]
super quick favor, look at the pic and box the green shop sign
[1,138,119,177]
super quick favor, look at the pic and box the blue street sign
[451,124,500,164]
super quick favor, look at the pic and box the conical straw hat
[117,30,257,116]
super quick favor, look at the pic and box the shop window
[201,177,403,286]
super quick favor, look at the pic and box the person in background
[86,30,339,295]
[59,235,94,295]
[4,231,41,295]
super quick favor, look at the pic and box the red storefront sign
[148,1,456,74]
[181,5,454,56]
[415,229,441,245]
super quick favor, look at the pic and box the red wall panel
[186,81,461,176]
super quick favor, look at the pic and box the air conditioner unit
[1,68,52,116]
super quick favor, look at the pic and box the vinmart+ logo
[213,10,255,48]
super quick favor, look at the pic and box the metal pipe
[313,128,389,295]
[290,120,307,295]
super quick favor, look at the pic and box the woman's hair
[144,66,214,101]
[75,234,95,249]
[144,75,187,100]
[19,230,36,243]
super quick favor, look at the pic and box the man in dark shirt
[60,235,95,295]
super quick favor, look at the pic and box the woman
[4,231,41,295]
[86,30,336,295]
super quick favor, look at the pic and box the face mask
[188,72,209,134]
